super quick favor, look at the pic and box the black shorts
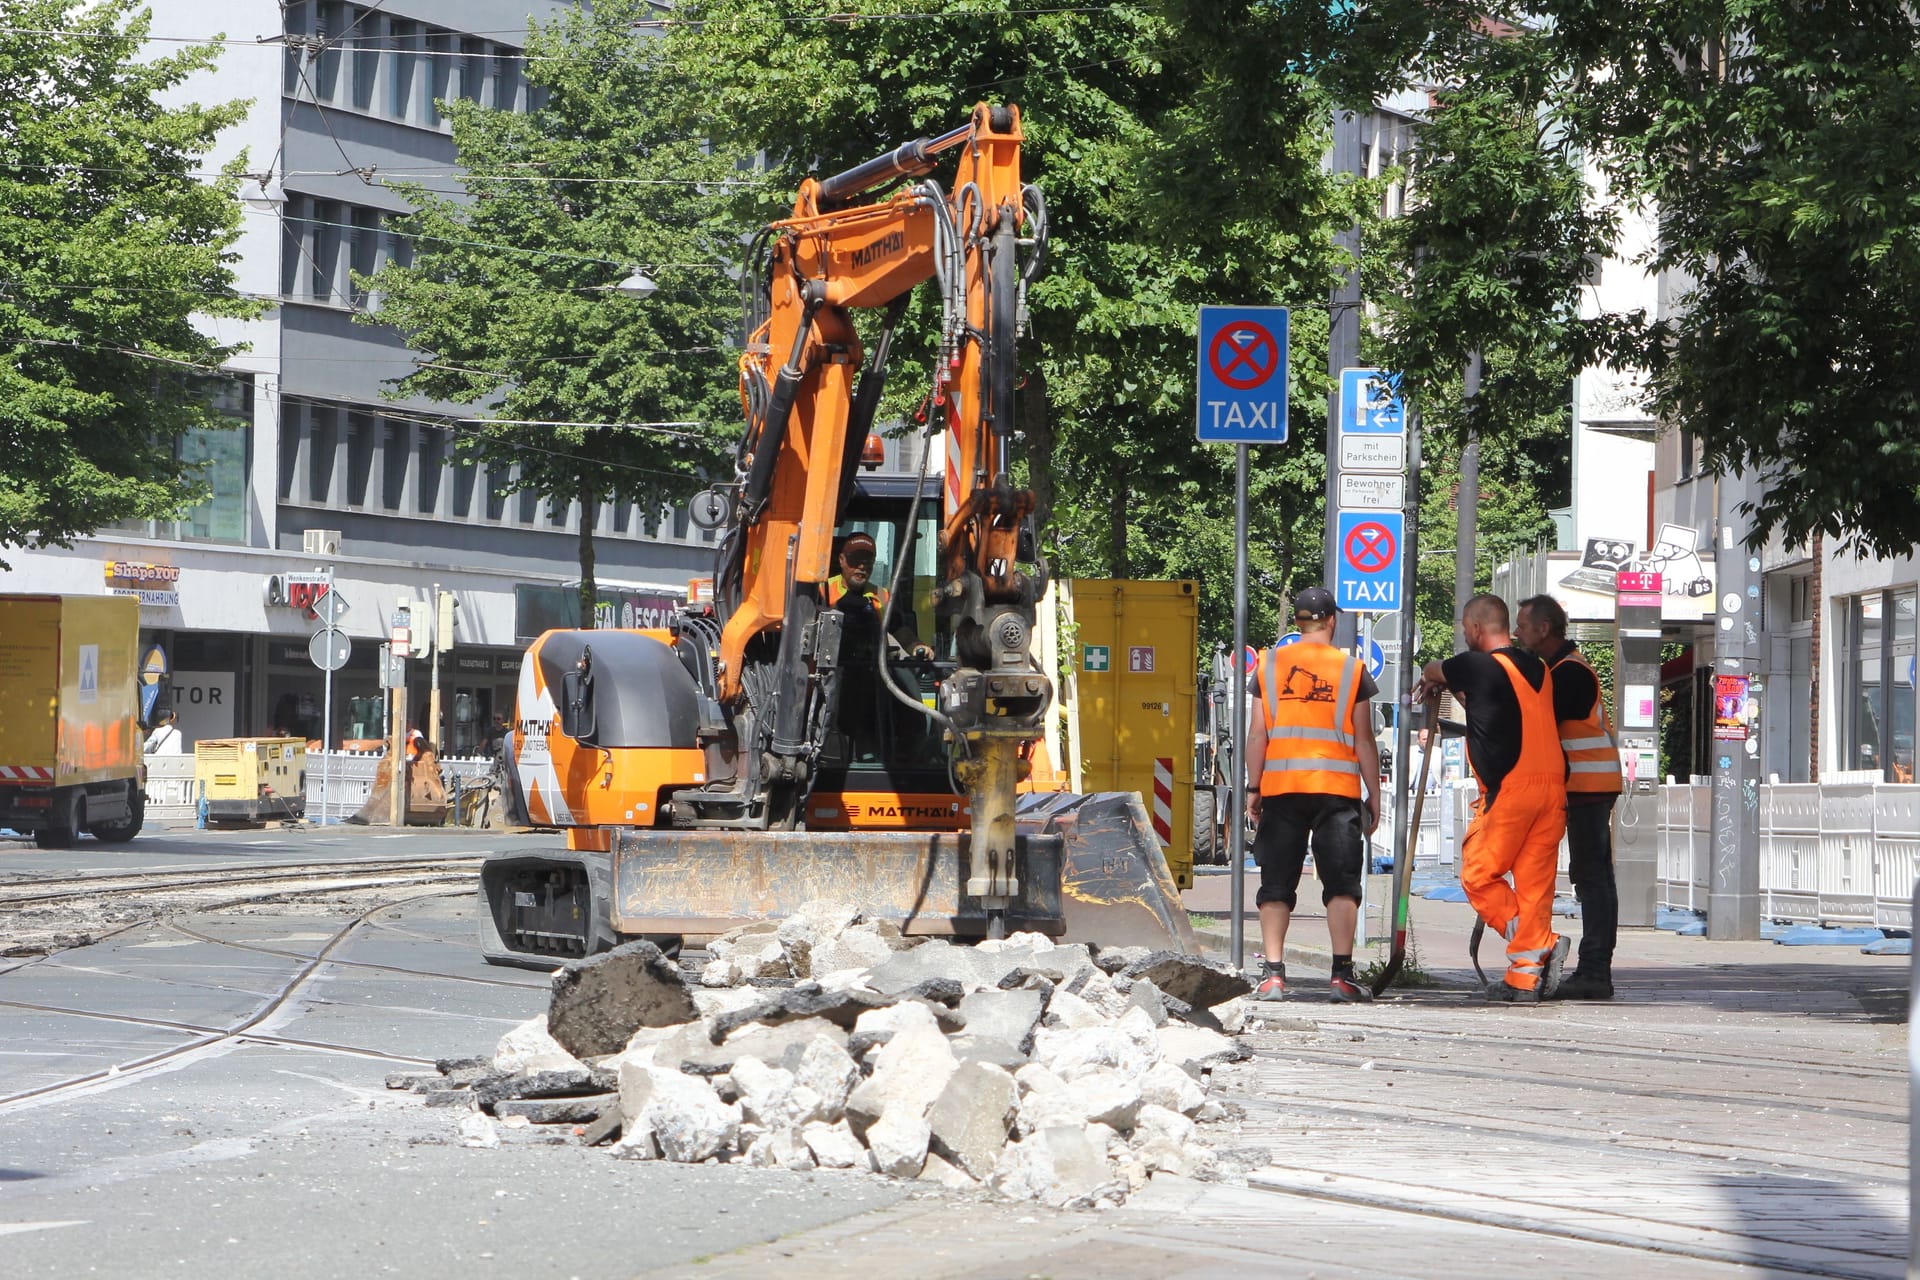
[1251,792,1365,909]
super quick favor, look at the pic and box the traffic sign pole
[1388,399,1423,939]
[1229,443,1249,972]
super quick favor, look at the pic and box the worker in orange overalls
[1418,593,1570,1002]
[1244,586,1383,1004]
[1516,593,1623,1000]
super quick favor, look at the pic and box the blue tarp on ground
[1774,924,1885,947]
[1420,882,1468,902]
[1658,907,1706,935]
[1862,936,1912,956]
[1553,897,1583,918]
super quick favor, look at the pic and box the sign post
[309,570,346,823]
[1197,304,1290,971]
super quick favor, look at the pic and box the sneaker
[1484,980,1540,1004]
[1253,964,1287,1002]
[1539,934,1571,1000]
[1328,974,1373,1004]
[1551,970,1614,1001]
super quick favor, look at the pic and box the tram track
[0,856,485,906]
[0,887,464,1114]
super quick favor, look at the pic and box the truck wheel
[33,789,81,849]
[91,782,145,844]
[1192,790,1218,865]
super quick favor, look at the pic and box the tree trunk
[578,476,597,629]
[1109,450,1129,578]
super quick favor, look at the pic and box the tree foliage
[366,0,739,616]
[0,0,257,565]
[663,0,1369,648]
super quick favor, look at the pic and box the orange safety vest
[825,576,888,610]
[1256,640,1363,800]
[1490,650,1565,786]
[1548,646,1623,794]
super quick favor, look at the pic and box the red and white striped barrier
[0,766,53,783]
[1151,757,1174,848]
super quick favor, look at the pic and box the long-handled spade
[1370,693,1440,998]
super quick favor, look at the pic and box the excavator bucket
[602,790,1196,953]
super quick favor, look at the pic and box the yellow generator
[195,737,307,824]
[1051,580,1201,889]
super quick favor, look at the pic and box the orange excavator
[479,105,1192,964]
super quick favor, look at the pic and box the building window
[1677,426,1698,480]
[418,426,446,514]
[345,412,376,507]
[308,403,337,504]
[1790,574,1813,624]
[1840,590,1918,780]
[492,53,523,112]
[348,10,381,111]
[381,419,410,511]
[388,20,419,122]
[312,1,344,99]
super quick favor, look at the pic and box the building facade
[0,2,772,753]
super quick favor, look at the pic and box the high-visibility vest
[825,575,888,610]
[1256,640,1363,800]
[1490,650,1565,786]
[1548,646,1623,794]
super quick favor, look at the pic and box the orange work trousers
[1462,775,1567,991]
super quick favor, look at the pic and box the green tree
[665,0,1368,650]
[0,0,259,565]
[1541,0,1920,554]
[366,0,739,620]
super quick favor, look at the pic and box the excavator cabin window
[822,494,950,780]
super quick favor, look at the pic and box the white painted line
[0,1221,89,1237]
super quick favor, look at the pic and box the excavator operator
[826,532,932,660]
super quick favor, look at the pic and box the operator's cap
[841,532,876,555]
[1293,585,1339,621]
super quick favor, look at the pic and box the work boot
[1552,970,1614,1001]
[1539,935,1571,1001]
[1328,973,1373,1003]
[1253,961,1287,1002]
[1484,980,1540,1004]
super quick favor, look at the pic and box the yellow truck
[0,594,147,847]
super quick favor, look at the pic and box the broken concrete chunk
[662,1016,849,1077]
[1040,988,1108,1030]
[926,1061,1017,1181]
[1130,1102,1218,1179]
[728,1055,798,1128]
[1124,978,1171,1028]
[973,930,1056,954]
[865,1106,932,1178]
[548,940,700,1059]
[918,1150,980,1189]
[989,1125,1125,1209]
[1156,1024,1248,1076]
[1062,1068,1144,1130]
[386,1072,437,1091]
[458,1114,501,1149]
[1031,1024,1157,1082]
[793,1035,860,1122]
[493,1015,583,1076]
[1139,1060,1207,1117]
[493,1093,616,1125]
[423,1090,478,1109]
[1093,945,1153,975]
[801,1119,867,1169]
[1122,951,1251,1010]
[1115,1005,1163,1050]
[578,1109,623,1147]
[811,927,897,976]
[1210,996,1252,1035]
[1065,971,1132,1020]
[948,987,1045,1065]
[474,1067,616,1109]
[845,1008,958,1131]
[618,1061,741,1163]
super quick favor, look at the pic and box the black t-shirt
[1547,641,1600,722]
[1440,645,1551,805]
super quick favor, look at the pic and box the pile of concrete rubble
[405,903,1257,1208]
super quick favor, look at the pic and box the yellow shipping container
[1058,580,1199,889]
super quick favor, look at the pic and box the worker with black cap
[1245,585,1382,1002]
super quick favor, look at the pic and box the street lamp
[612,269,658,299]
[239,173,285,212]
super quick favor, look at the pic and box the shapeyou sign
[103,561,181,608]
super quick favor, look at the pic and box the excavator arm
[701,104,1051,922]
